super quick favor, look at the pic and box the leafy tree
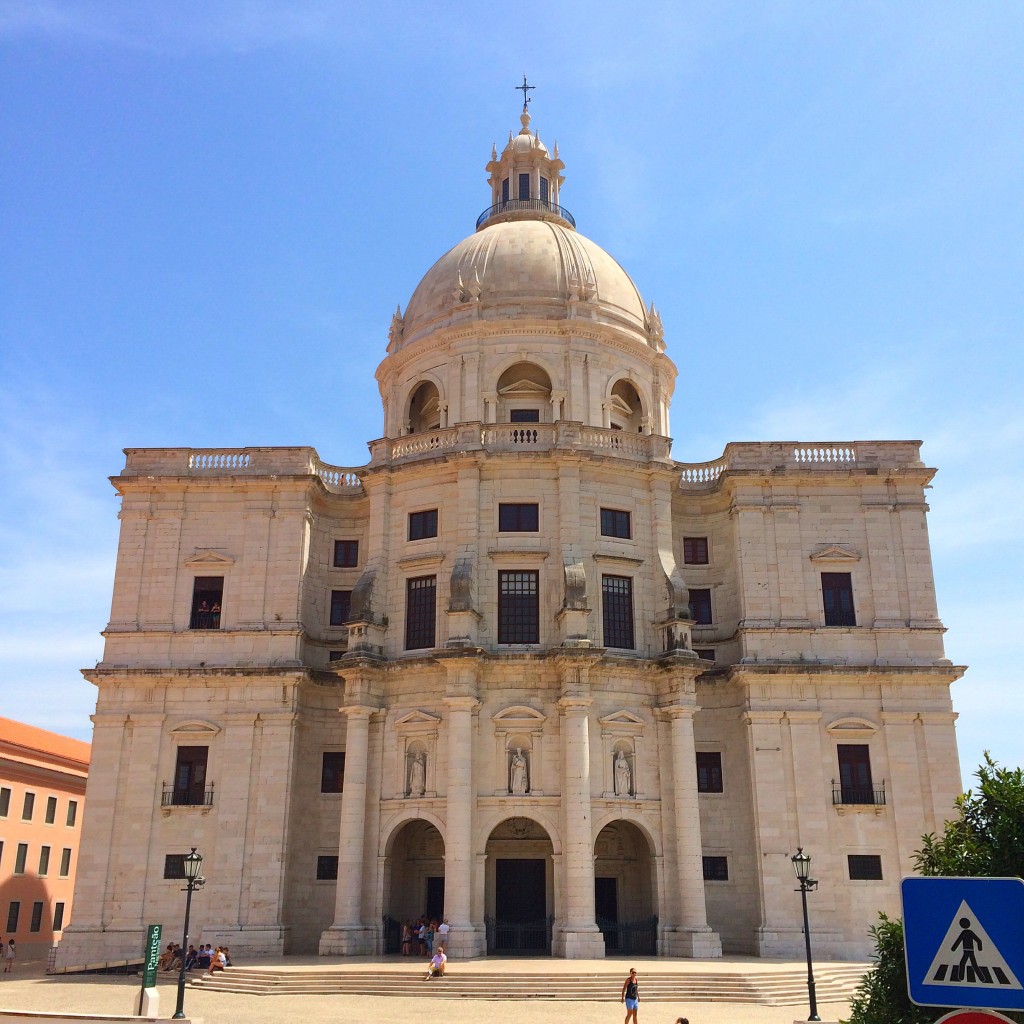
[843,756,1024,1024]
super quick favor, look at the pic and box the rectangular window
[0,841,3,868]
[408,509,438,541]
[822,572,856,626]
[38,846,50,876]
[164,854,186,880]
[22,792,34,820]
[694,648,716,662]
[0,787,9,816]
[45,795,57,825]
[329,589,352,626]
[30,901,43,933]
[509,408,540,423]
[601,575,635,649]
[7,902,19,933]
[190,576,223,630]
[328,650,344,662]
[702,856,729,881]
[848,855,883,881]
[683,536,709,565]
[600,508,631,539]
[838,744,874,804]
[53,902,65,932]
[498,570,539,644]
[321,752,346,794]
[15,843,28,874]
[518,172,530,200]
[498,503,539,532]
[502,177,509,203]
[172,746,209,806]
[66,800,78,827]
[689,588,713,625]
[333,539,359,567]
[697,751,724,793]
[316,855,339,881]
[405,575,437,650]
[60,848,72,877]
[539,176,549,203]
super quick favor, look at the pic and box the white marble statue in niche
[614,750,632,797]
[408,752,426,797]
[509,748,529,795]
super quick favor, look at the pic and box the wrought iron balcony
[832,780,886,806]
[476,198,575,230]
[162,784,215,808]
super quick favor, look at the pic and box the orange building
[0,717,89,954]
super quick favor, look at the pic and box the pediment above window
[826,716,877,739]
[184,550,235,568]
[169,720,222,738]
[493,704,546,725]
[599,710,645,727]
[809,544,861,563]
[394,710,441,727]
[498,379,551,397]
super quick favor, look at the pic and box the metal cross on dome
[516,75,535,111]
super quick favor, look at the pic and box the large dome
[401,218,648,344]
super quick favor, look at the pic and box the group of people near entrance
[400,916,449,957]
[157,942,232,974]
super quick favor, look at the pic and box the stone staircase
[191,963,867,1005]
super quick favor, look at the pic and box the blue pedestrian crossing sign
[902,877,1024,1010]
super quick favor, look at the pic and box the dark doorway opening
[488,858,550,953]
[426,876,445,922]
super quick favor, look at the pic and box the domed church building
[59,103,963,965]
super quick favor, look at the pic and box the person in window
[210,602,221,626]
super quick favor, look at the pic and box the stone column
[443,694,485,957]
[664,705,722,956]
[320,704,376,954]
[558,695,605,958]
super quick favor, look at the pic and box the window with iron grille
[683,536,709,564]
[164,854,187,879]
[317,855,339,880]
[190,576,223,630]
[498,570,539,644]
[702,856,729,881]
[502,177,509,203]
[838,744,874,803]
[540,177,549,203]
[822,572,856,626]
[45,795,57,824]
[405,576,437,650]
[697,751,724,793]
[689,588,713,624]
[602,575,635,649]
[333,539,359,567]
[600,507,631,539]
[172,746,209,806]
[408,509,438,541]
[518,173,530,200]
[498,503,539,532]
[53,902,65,931]
[321,752,346,793]
[330,589,351,626]
[848,855,883,880]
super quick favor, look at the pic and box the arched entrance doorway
[594,820,658,955]
[485,817,554,954]
[383,819,445,953]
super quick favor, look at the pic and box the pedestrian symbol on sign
[924,901,1022,990]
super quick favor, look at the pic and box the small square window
[66,800,78,827]
[689,588,713,625]
[6,902,19,933]
[848,854,883,881]
[22,792,34,821]
[702,856,729,881]
[600,508,631,539]
[333,540,359,567]
[328,650,344,662]
[510,409,540,423]
[694,648,716,662]
[408,509,438,541]
[190,577,223,630]
[53,902,65,931]
[38,846,50,876]
[0,787,9,816]
[14,843,28,875]
[322,752,346,793]
[498,503,539,532]
[697,751,723,793]
[30,900,43,932]
[164,854,187,879]
[316,855,339,881]
[330,589,352,626]
[45,795,57,824]
[60,848,72,877]
[683,537,709,565]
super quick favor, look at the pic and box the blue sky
[1,2,1021,790]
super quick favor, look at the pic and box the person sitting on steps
[423,944,446,980]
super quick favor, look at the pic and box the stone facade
[58,108,963,966]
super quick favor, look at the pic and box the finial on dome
[491,143,497,160]
[515,74,535,112]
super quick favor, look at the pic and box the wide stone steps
[191,964,867,1004]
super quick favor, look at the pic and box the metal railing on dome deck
[476,198,575,229]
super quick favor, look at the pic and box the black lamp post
[172,847,205,1020]
[791,847,820,1022]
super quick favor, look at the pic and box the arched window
[496,362,552,423]
[406,381,441,434]
[609,379,645,433]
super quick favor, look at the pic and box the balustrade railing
[313,460,363,493]
[832,780,886,806]
[189,451,250,471]
[476,198,575,229]
[161,784,215,808]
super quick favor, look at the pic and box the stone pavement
[0,948,856,1024]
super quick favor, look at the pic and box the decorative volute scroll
[349,565,377,622]
[448,557,475,612]
[563,558,587,610]
[666,565,691,619]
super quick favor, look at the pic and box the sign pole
[138,923,162,1017]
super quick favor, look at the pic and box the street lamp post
[173,847,205,1020]
[791,847,820,1023]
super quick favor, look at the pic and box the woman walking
[620,967,639,1024]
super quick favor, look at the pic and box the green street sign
[142,924,162,988]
